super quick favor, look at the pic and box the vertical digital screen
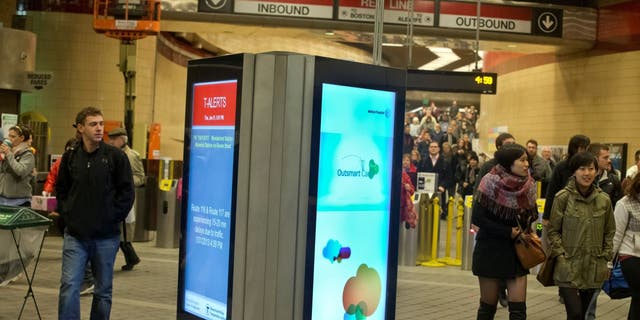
[183,79,237,320]
[311,83,396,320]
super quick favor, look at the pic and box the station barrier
[401,193,546,272]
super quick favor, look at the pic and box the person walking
[612,172,640,319]
[107,127,144,271]
[56,107,134,320]
[547,151,615,320]
[472,144,537,320]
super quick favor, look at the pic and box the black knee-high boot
[477,301,497,320]
[508,301,526,320]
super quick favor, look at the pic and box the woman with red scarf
[472,144,537,320]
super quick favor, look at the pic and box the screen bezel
[302,57,405,320]
[178,55,245,320]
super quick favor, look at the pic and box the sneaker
[0,274,21,287]
[498,290,508,307]
[80,283,94,296]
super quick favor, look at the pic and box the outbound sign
[439,1,532,34]
[234,0,334,19]
[338,0,435,26]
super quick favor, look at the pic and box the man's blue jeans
[58,233,120,320]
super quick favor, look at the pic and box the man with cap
[56,107,134,319]
[108,127,144,271]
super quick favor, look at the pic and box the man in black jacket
[56,107,134,320]
[419,141,453,219]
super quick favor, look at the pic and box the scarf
[476,164,537,222]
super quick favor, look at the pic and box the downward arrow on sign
[542,15,554,29]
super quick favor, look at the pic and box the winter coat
[612,195,640,258]
[0,142,35,199]
[56,141,134,239]
[548,178,616,289]
[44,157,62,194]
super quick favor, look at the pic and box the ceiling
[161,12,595,71]
[159,9,596,109]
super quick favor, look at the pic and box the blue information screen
[183,80,238,320]
[311,83,396,320]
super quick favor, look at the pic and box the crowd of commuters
[403,101,480,219]
[467,131,638,320]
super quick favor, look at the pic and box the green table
[0,205,51,320]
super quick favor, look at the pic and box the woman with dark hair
[0,125,35,206]
[612,172,640,319]
[548,151,615,320]
[472,144,538,320]
[459,153,480,197]
[543,134,591,222]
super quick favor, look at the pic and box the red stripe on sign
[193,81,237,127]
[440,1,531,20]
[412,0,434,13]
[340,0,433,11]
[241,0,333,5]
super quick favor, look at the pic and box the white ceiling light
[382,43,404,47]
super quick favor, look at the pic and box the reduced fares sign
[184,80,237,320]
[234,0,333,19]
[439,1,532,34]
[338,0,435,26]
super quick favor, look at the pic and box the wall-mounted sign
[338,0,435,26]
[439,1,532,34]
[25,71,53,91]
[234,0,334,19]
[1,113,18,130]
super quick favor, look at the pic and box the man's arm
[113,150,135,222]
[55,151,71,213]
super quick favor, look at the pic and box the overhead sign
[199,0,234,13]
[407,70,498,94]
[338,0,435,26]
[439,1,532,34]
[234,0,334,19]
[532,8,563,37]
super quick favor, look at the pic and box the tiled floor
[0,235,631,320]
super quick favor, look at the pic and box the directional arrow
[537,12,558,33]
[542,15,554,29]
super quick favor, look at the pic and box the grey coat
[0,142,35,199]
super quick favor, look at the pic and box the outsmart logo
[336,155,380,179]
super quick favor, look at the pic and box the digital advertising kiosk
[178,53,405,320]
